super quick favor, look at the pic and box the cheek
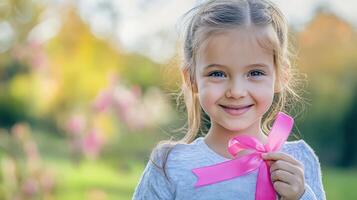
[253,82,275,107]
[198,83,225,109]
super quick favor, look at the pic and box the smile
[219,104,253,116]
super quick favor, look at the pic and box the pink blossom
[11,123,30,142]
[28,40,49,71]
[40,170,55,193]
[82,128,103,159]
[131,85,142,98]
[66,115,86,135]
[93,89,113,113]
[112,85,144,129]
[21,179,39,197]
[24,141,40,165]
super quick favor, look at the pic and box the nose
[226,78,248,98]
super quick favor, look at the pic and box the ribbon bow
[192,112,294,200]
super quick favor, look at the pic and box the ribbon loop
[228,135,266,157]
[192,112,294,200]
[266,113,294,152]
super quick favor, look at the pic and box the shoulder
[151,138,207,167]
[281,139,322,174]
[145,138,209,188]
[133,143,177,199]
[282,139,318,159]
[282,139,319,161]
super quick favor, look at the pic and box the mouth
[219,104,254,116]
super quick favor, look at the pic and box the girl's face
[195,27,278,133]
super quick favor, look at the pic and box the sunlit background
[0,0,356,199]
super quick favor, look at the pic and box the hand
[262,152,305,200]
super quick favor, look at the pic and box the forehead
[196,26,276,70]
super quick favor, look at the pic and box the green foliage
[323,168,357,199]
[0,88,31,128]
[120,54,164,90]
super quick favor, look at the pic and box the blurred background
[0,0,356,199]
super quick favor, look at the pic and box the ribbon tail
[255,162,277,200]
[192,153,261,187]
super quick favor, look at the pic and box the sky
[95,0,356,63]
[15,0,357,63]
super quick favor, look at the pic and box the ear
[182,67,198,93]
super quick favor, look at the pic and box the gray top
[133,137,326,200]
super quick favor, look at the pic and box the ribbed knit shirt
[133,137,326,200]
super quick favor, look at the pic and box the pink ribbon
[192,112,294,200]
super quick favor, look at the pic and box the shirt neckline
[196,137,232,162]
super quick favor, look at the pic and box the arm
[132,147,176,200]
[132,161,175,200]
[297,141,326,200]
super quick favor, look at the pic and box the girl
[133,0,326,199]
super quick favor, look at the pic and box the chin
[220,123,250,133]
[219,117,259,133]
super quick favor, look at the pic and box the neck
[204,119,268,159]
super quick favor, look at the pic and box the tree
[297,10,357,166]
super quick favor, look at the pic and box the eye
[208,71,227,78]
[248,70,266,78]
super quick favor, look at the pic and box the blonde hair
[151,0,307,180]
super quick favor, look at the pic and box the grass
[47,159,144,200]
[44,158,357,200]
[323,167,357,199]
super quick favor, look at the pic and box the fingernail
[267,161,272,167]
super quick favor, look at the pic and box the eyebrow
[204,63,270,70]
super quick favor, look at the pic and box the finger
[262,152,302,167]
[270,169,296,185]
[269,160,304,177]
[273,181,291,198]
